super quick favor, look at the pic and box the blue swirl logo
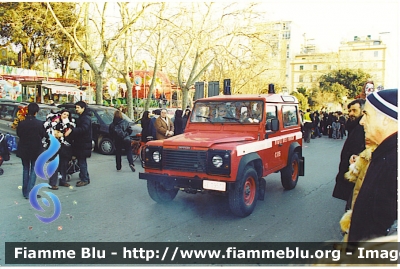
[30,134,62,223]
[29,183,62,223]
[35,134,60,180]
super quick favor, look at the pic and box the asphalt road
[0,135,347,265]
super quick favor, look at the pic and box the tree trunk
[94,72,103,105]
[124,77,133,119]
[181,87,189,110]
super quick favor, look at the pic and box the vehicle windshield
[96,108,132,125]
[190,100,263,124]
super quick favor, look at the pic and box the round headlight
[212,155,223,168]
[153,151,161,162]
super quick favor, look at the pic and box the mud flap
[258,178,266,201]
[299,156,305,176]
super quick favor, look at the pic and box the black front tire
[147,180,178,203]
[280,152,300,190]
[229,166,258,217]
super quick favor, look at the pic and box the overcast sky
[255,0,399,87]
[260,0,398,49]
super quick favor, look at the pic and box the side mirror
[270,119,279,131]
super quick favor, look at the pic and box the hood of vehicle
[162,131,255,148]
[129,122,142,135]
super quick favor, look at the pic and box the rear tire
[280,152,300,190]
[147,180,178,203]
[229,166,258,217]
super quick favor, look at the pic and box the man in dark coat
[16,103,47,199]
[332,99,366,210]
[65,101,92,187]
[348,89,397,242]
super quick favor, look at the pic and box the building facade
[338,36,386,87]
[290,35,386,93]
[252,21,292,92]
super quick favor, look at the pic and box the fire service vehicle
[139,90,305,217]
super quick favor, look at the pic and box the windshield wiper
[196,115,214,124]
[223,117,243,124]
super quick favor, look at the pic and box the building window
[286,52,289,59]
[299,75,303,82]
[374,51,379,57]
[300,65,304,70]
[313,65,317,70]
[328,65,332,70]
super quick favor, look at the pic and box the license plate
[203,180,226,192]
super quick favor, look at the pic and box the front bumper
[139,172,233,192]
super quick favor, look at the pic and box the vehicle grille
[163,149,207,172]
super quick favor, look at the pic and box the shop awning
[45,85,85,96]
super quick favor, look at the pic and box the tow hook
[180,188,203,194]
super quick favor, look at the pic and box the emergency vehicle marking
[236,131,302,156]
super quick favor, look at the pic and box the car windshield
[96,108,132,125]
[36,107,53,121]
[190,100,263,124]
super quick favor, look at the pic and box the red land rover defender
[139,93,305,217]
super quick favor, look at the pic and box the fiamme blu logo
[30,134,62,223]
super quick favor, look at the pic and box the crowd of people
[139,107,191,142]
[300,109,350,143]
[331,88,398,243]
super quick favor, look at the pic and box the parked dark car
[57,104,142,155]
[0,102,56,143]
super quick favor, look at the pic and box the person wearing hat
[347,89,398,242]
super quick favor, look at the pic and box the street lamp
[70,61,91,101]
[83,63,91,103]
[135,85,140,112]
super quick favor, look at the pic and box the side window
[282,106,298,127]
[90,111,99,124]
[0,105,16,121]
[266,105,277,130]
[36,108,51,122]
[0,104,5,120]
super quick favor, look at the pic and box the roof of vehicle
[0,98,20,103]
[58,103,119,110]
[196,94,299,104]
[0,101,21,105]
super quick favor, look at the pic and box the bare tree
[161,2,266,109]
[46,2,152,105]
